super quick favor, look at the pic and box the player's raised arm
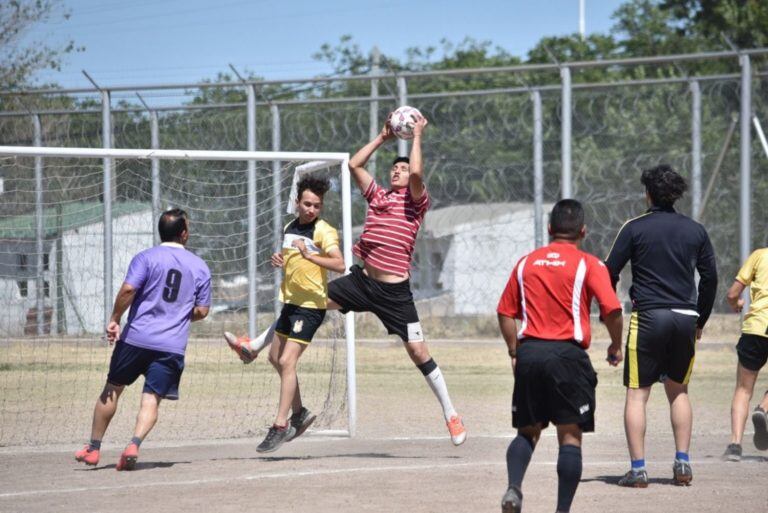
[348,122,395,194]
[409,115,428,201]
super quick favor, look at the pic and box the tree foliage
[0,0,80,90]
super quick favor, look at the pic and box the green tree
[661,0,768,49]
[0,0,80,90]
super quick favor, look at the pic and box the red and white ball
[388,105,422,140]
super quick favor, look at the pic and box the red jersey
[353,180,430,276]
[497,241,621,348]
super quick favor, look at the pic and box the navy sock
[506,435,535,489]
[88,439,101,450]
[675,451,689,462]
[416,358,438,376]
[130,436,143,447]
[556,444,582,513]
[631,458,646,472]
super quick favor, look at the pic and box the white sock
[247,321,277,353]
[424,366,457,422]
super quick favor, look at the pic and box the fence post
[271,103,282,316]
[150,111,160,246]
[397,76,408,157]
[532,90,544,248]
[102,89,113,330]
[369,47,381,177]
[33,114,45,335]
[690,80,702,220]
[560,66,572,199]
[247,84,258,338]
[739,54,752,305]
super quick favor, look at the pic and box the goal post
[0,145,357,443]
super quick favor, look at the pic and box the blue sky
[27,0,627,89]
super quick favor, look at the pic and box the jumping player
[722,248,768,461]
[498,199,624,513]
[327,113,466,445]
[605,165,718,487]
[75,209,211,470]
[226,175,345,453]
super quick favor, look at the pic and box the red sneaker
[75,445,100,466]
[116,443,139,471]
[447,415,467,446]
[223,331,255,363]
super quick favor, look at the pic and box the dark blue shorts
[107,341,185,400]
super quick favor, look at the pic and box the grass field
[1,327,767,512]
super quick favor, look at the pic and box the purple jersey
[120,243,212,355]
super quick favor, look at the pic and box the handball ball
[388,106,422,140]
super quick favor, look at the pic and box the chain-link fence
[1,50,767,340]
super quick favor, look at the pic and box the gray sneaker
[673,460,693,486]
[501,485,522,513]
[288,407,317,442]
[752,407,768,451]
[722,443,742,462]
[618,469,649,488]
[256,424,296,453]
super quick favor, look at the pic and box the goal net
[0,145,356,446]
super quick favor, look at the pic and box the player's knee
[268,351,281,369]
[406,343,430,365]
[278,353,297,370]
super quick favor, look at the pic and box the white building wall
[433,206,548,315]
[62,210,153,334]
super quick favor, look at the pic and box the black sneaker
[721,443,742,462]
[501,485,522,513]
[618,469,649,488]
[256,424,296,453]
[673,460,693,486]
[752,407,768,451]
[288,407,317,442]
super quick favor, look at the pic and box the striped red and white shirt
[496,242,621,349]
[353,180,430,276]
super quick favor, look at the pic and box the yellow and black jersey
[737,248,768,338]
[279,218,340,309]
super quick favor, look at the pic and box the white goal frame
[0,145,357,437]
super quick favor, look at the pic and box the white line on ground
[0,458,741,500]
[0,430,737,455]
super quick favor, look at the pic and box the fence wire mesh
[0,53,767,445]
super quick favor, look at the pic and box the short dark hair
[641,164,687,208]
[550,199,585,239]
[392,156,409,166]
[158,208,188,243]
[297,175,330,201]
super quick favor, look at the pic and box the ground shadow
[739,455,768,463]
[703,454,768,463]
[75,460,190,471]
[583,475,681,487]
[214,452,461,463]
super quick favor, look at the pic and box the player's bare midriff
[363,261,409,284]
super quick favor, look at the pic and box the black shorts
[107,341,185,400]
[737,334,768,372]
[512,339,597,433]
[328,264,423,343]
[624,309,697,388]
[274,304,326,345]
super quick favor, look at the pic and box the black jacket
[605,206,718,328]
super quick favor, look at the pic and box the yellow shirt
[737,248,768,338]
[279,218,340,309]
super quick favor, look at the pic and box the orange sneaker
[116,443,139,471]
[223,331,255,364]
[75,445,100,466]
[447,415,467,446]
